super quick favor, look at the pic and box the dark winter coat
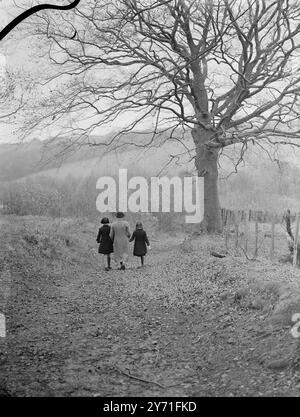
[96,224,113,254]
[129,229,150,256]
[109,220,131,262]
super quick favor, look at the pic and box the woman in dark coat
[96,217,113,271]
[129,222,150,268]
[110,211,131,270]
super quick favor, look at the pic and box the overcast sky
[0,1,34,143]
[0,1,300,168]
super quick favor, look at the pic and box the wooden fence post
[234,211,239,251]
[293,212,300,268]
[270,214,275,260]
[254,212,259,258]
[244,210,249,253]
[221,208,226,232]
[225,210,231,250]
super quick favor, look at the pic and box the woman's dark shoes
[121,264,126,270]
[105,267,110,271]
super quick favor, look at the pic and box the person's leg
[107,254,111,269]
[141,256,144,267]
[104,255,109,271]
[119,257,125,270]
[121,253,128,270]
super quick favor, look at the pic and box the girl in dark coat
[96,217,113,271]
[129,222,150,267]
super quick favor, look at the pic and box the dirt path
[1,216,300,396]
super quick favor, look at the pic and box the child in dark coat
[129,222,150,268]
[96,217,114,271]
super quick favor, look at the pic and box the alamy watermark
[96,169,204,224]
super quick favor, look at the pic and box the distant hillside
[2,129,300,183]
[0,132,193,182]
[0,139,74,182]
[1,132,300,213]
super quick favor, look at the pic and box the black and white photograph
[1,0,300,402]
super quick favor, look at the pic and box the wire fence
[220,208,300,267]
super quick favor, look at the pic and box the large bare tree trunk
[192,127,222,233]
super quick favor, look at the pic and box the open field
[1,215,300,396]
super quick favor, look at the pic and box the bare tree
[16,0,300,232]
[0,61,24,126]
